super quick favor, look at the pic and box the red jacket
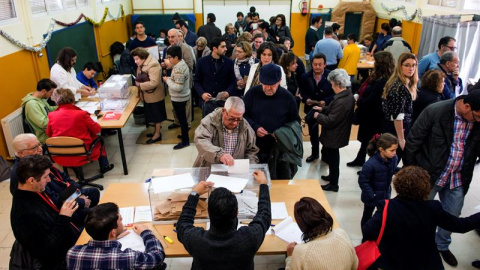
[46,104,102,166]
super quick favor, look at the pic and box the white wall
[0,0,132,57]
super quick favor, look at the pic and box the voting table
[76,178,338,257]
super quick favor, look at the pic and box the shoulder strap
[376,199,389,245]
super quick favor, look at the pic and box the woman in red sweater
[46,88,113,173]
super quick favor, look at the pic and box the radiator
[1,108,24,158]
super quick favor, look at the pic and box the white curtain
[417,15,460,59]
[456,21,480,93]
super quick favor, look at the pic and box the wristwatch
[190,190,199,197]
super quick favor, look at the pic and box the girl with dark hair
[348,51,395,167]
[245,42,287,92]
[50,47,96,98]
[273,14,294,48]
[358,133,399,228]
[285,197,358,269]
[279,52,300,109]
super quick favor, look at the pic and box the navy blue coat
[194,55,235,97]
[299,69,334,114]
[358,152,399,206]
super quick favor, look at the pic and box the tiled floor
[1,117,480,269]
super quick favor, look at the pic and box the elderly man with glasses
[10,133,100,226]
[193,96,259,167]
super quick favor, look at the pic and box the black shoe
[101,129,117,136]
[173,142,190,150]
[146,133,154,138]
[168,123,180,129]
[473,260,480,269]
[321,175,330,181]
[146,134,162,144]
[439,250,458,266]
[346,159,365,167]
[306,155,319,163]
[100,164,114,174]
[321,183,339,192]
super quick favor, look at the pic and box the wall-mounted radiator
[1,108,24,158]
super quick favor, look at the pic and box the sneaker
[173,142,190,150]
[439,250,458,266]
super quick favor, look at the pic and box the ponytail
[367,133,398,156]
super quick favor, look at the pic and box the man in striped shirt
[404,91,480,267]
[66,203,165,270]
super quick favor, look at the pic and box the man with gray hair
[381,26,412,64]
[193,96,259,167]
[434,51,463,97]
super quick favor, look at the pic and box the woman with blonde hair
[193,37,211,61]
[233,41,258,97]
[382,52,418,161]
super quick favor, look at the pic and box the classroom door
[344,12,362,38]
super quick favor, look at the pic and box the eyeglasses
[446,46,457,51]
[21,143,42,152]
[224,111,243,123]
[402,64,417,68]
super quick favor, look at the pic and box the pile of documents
[153,191,208,221]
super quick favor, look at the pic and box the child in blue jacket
[359,133,400,229]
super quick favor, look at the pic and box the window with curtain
[387,0,416,4]
[0,0,17,21]
[30,0,87,14]
[427,0,458,7]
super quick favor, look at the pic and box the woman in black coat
[312,69,355,192]
[363,166,480,270]
[348,51,395,167]
[412,69,446,123]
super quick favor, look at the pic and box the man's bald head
[168,28,181,46]
[13,134,42,157]
[392,26,402,37]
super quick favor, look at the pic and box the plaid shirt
[223,125,239,156]
[436,109,473,189]
[66,230,165,270]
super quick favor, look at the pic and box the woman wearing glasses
[382,53,418,162]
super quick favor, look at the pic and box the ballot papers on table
[272,217,304,244]
[117,230,145,252]
[206,174,249,193]
[211,159,250,174]
[271,202,288,220]
[119,206,153,226]
[151,173,196,193]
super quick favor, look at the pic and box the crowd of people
[11,6,480,270]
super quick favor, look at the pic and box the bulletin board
[45,22,98,71]
[202,0,292,33]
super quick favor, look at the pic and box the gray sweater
[166,59,190,102]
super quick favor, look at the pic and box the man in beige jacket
[193,97,259,167]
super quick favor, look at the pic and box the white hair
[13,133,38,155]
[224,97,245,113]
[327,68,351,88]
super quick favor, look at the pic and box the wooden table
[85,94,139,175]
[76,179,338,257]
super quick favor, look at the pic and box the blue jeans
[428,184,465,251]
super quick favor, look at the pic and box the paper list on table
[117,230,146,252]
[271,216,304,243]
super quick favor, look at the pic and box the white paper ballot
[228,159,250,174]
[117,230,145,252]
[271,202,289,220]
[272,217,304,243]
[207,174,249,193]
[210,164,228,172]
[119,207,134,226]
[151,173,195,193]
[134,206,152,223]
